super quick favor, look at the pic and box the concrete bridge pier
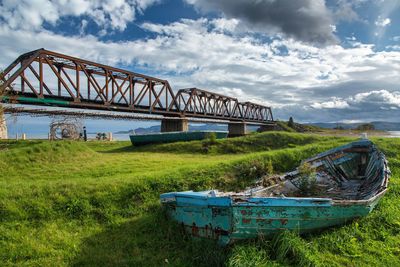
[161,118,189,132]
[0,112,7,139]
[228,122,247,137]
[257,124,276,132]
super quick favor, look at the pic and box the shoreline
[309,130,399,138]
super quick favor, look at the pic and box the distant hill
[308,121,400,131]
[114,126,160,134]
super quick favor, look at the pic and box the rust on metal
[242,218,251,224]
[0,49,275,125]
[279,219,288,225]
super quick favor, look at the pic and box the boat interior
[219,141,389,201]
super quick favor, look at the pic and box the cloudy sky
[1,0,400,125]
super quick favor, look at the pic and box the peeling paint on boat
[160,139,390,245]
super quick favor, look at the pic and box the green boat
[160,139,390,245]
[129,131,228,146]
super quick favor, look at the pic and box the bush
[297,162,317,196]
[201,132,218,153]
[229,159,274,189]
[356,123,375,131]
[206,132,217,145]
[288,117,295,128]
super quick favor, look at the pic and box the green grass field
[1,132,399,266]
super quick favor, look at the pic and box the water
[388,131,400,138]
[10,133,131,141]
[4,115,157,141]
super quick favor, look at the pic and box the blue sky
[1,0,400,136]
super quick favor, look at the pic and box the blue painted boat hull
[160,139,390,245]
[161,191,384,245]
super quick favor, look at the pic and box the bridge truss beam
[0,49,274,124]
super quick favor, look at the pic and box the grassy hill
[1,132,399,266]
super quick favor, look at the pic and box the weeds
[228,242,273,267]
[297,162,318,196]
[272,231,317,267]
[0,133,399,266]
[224,159,275,190]
[201,132,217,153]
[233,159,271,181]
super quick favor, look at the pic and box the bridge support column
[161,118,189,132]
[257,124,276,132]
[228,122,247,137]
[0,112,7,139]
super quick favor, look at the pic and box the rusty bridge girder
[175,88,273,122]
[0,49,274,124]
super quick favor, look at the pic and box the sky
[1,0,400,136]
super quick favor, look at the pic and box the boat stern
[160,190,234,244]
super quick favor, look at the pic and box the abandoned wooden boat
[130,131,228,146]
[160,139,390,245]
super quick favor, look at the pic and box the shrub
[201,141,210,154]
[229,159,274,189]
[205,132,217,145]
[219,143,244,154]
[201,132,218,153]
[297,162,317,196]
[288,117,295,128]
[355,123,375,131]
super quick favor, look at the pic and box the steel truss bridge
[0,49,274,125]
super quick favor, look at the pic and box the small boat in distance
[129,131,228,146]
[160,139,390,245]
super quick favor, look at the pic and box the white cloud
[334,0,362,22]
[185,0,337,46]
[339,119,364,124]
[311,98,350,109]
[373,0,399,40]
[386,45,400,51]
[312,90,400,111]
[211,18,239,33]
[375,17,391,27]
[79,19,88,35]
[277,90,400,122]
[301,90,400,121]
[0,0,161,32]
[0,18,400,122]
[352,90,400,106]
